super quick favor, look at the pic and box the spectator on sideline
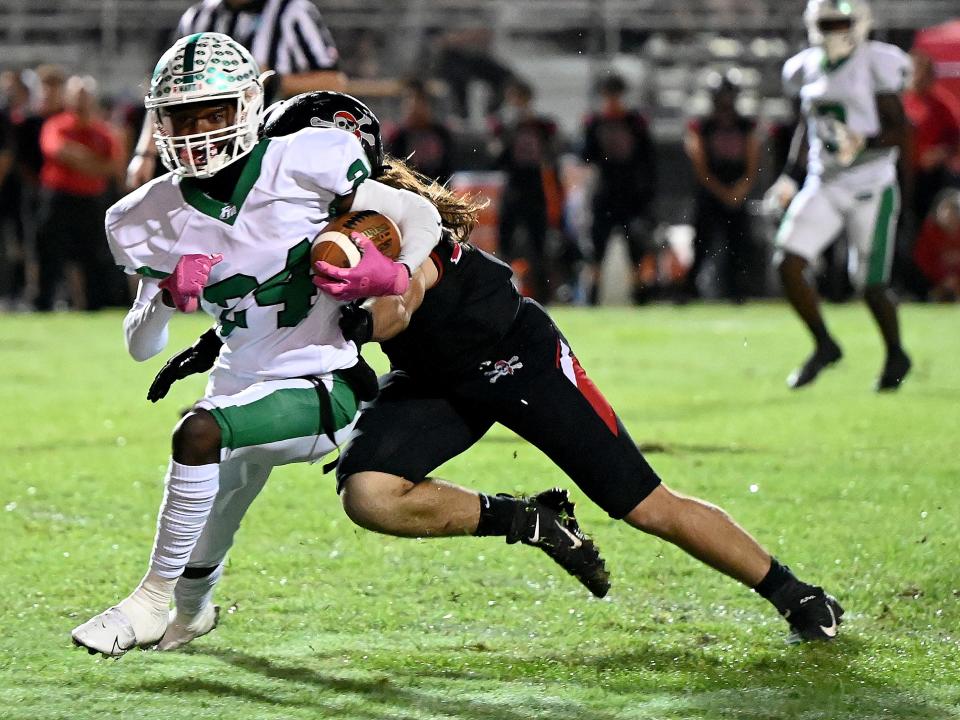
[386,79,455,185]
[683,71,760,302]
[0,70,32,307]
[127,0,346,189]
[14,65,66,193]
[903,50,960,223]
[7,64,67,309]
[35,76,121,311]
[913,190,960,302]
[493,78,563,303]
[582,73,658,305]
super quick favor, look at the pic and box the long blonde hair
[378,156,488,243]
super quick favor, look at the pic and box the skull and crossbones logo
[480,356,524,384]
[311,110,377,149]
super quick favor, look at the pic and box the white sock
[118,571,177,642]
[174,562,225,618]
[118,460,219,640]
[149,460,220,581]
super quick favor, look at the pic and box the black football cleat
[772,579,844,643]
[505,488,610,598]
[875,349,911,392]
[787,340,843,389]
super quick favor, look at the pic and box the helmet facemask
[145,32,267,178]
[152,85,263,178]
[805,0,872,64]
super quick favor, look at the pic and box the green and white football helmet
[804,0,873,64]
[146,32,267,178]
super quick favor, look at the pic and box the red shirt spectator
[40,111,118,197]
[904,51,960,222]
[913,191,960,300]
[904,85,960,172]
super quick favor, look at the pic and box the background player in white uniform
[764,0,913,391]
[71,33,441,657]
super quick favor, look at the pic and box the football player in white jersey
[764,0,913,390]
[70,33,443,657]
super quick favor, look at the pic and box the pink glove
[158,253,223,312]
[313,233,409,301]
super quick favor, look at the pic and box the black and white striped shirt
[175,0,339,76]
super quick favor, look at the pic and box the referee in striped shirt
[127,0,346,189]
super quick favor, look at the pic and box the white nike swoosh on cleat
[529,515,540,544]
[554,521,582,549]
[819,604,838,638]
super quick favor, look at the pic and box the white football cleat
[71,599,169,658]
[71,607,138,657]
[157,603,220,651]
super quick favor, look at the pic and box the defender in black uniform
[339,238,659,522]
[152,92,844,643]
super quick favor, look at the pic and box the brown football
[312,210,402,269]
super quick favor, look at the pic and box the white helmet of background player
[804,0,873,64]
[145,32,269,178]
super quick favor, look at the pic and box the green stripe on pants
[209,376,358,450]
[867,185,897,286]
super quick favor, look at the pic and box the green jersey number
[202,239,316,337]
[202,273,258,336]
[813,103,847,155]
[346,158,369,190]
[329,159,371,217]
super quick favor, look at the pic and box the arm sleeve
[870,42,913,95]
[283,129,440,269]
[124,277,176,361]
[782,51,809,98]
[350,179,442,271]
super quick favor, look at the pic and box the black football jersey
[381,237,521,380]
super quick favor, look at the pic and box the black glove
[147,328,223,403]
[339,301,374,346]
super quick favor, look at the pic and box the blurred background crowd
[1,0,959,311]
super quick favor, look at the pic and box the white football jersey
[106,128,372,387]
[783,41,912,182]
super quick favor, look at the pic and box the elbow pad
[125,278,175,361]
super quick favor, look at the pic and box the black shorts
[591,204,654,265]
[337,300,661,518]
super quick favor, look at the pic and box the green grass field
[1,303,958,720]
